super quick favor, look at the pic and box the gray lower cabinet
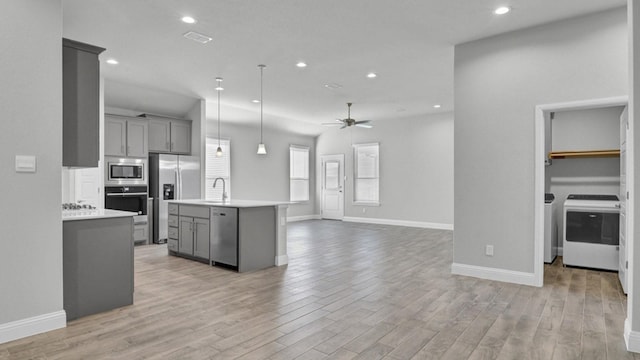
[63,216,133,321]
[62,38,105,167]
[177,205,210,260]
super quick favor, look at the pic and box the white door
[74,165,102,208]
[619,106,629,293]
[321,154,344,220]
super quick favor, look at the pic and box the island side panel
[238,206,276,273]
[275,205,289,265]
[63,217,133,321]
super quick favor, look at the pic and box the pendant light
[215,77,223,157]
[257,64,267,155]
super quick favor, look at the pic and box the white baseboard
[0,310,66,345]
[343,216,453,230]
[287,215,321,222]
[625,318,640,353]
[275,254,289,266]
[451,263,537,286]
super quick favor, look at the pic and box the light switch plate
[15,155,36,173]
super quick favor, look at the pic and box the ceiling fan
[322,103,373,129]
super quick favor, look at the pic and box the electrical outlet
[485,245,494,256]
[362,208,366,214]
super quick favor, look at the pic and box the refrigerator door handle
[174,170,179,200]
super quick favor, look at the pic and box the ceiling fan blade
[322,123,343,126]
[340,124,347,129]
[336,119,344,122]
[355,123,373,128]
[355,120,372,124]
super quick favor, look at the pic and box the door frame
[534,96,629,287]
[321,154,345,220]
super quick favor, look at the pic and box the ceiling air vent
[183,31,212,44]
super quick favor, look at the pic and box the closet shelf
[548,149,620,159]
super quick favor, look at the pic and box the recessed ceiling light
[181,16,197,24]
[296,62,307,68]
[252,99,260,103]
[367,72,377,78]
[106,59,118,65]
[433,104,441,109]
[494,6,510,15]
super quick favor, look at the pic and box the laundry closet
[544,105,626,280]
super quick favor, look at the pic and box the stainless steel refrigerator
[149,153,201,243]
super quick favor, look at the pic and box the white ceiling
[62,0,625,136]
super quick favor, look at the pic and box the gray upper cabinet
[148,119,171,153]
[105,115,148,158]
[170,120,191,154]
[62,38,105,167]
[145,116,191,154]
[105,117,126,157]
[126,119,148,157]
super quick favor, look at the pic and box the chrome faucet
[213,177,228,203]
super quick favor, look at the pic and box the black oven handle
[106,192,148,197]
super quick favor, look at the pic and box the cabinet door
[193,218,210,259]
[126,119,148,158]
[105,117,127,157]
[170,121,191,154]
[62,42,102,167]
[148,119,171,153]
[178,216,194,255]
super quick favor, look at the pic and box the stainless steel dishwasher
[210,207,238,267]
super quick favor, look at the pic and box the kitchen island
[167,200,289,272]
[63,209,136,321]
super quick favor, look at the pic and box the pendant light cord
[259,65,264,143]
[217,80,221,148]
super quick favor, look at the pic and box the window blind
[354,143,379,204]
[290,145,309,202]
[205,138,230,200]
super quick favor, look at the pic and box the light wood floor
[1,220,637,359]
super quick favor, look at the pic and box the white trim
[287,215,321,222]
[625,318,640,353]
[275,254,289,266]
[0,311,66,345]
[343,216,453,230]
[451,263,537,287]
[534,96,629,289]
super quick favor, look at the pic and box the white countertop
[62,209,138,221]
[169,199,290,208]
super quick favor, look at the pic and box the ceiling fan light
[257,143,267,155]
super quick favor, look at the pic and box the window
[290,145,309,202]
[205,138,230,200]
[353,143,379,204]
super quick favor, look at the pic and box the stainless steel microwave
[105,157,147,186]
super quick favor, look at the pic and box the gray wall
[454,7,627,273]
[315,112,454,226]
[630,0,640,336]
[206,122,317,218]
[0,0,64,324]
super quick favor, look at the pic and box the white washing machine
[544,193,557,264]
[563,194,620,270]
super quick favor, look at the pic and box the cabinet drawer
[167,239,178,252]
[133,224,147,242]
[168,215,179,227]
[179,205,209,219]
[168,203,179,215]
[168,226,178,239]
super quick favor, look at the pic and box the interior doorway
[534,96,629,287]
[321,154,345,220]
